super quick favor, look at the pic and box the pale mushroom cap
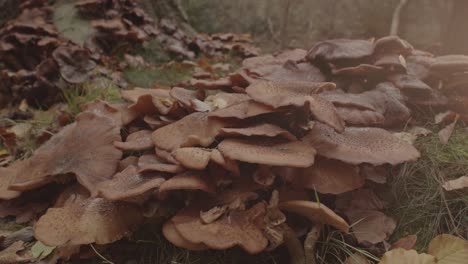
[34,186,143,247]
[9,112,122,196]
[159,171,215,193]
[137,154,185,174]
[218,138,316,167]
[220,123,297,140]
[278,200,349,233]
[97,165,166,201]
[172,148,212,170]
[114,130,154,151]
[208,100,275,119]
[304,123,420,165]
[306,39,374,62]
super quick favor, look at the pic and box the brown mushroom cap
[137,154,185,173]
[159,171,215,193]
[152,112,228,151]
[52,45,96,84]
[278,200,349,233]
[210,149,240,176]
[250,61,326,83]
[374,36,413,55]
[172,148,212,170]
[218,138,316,167]
[279,158,365,194]
[304,123,420,165]
[114,129,154,151]
[220,123,297,140]
[190,77,232,90]
[169,87,205,108]
[306,39,374,62]
[208,100,275,119]
[332,64,383,77]
[336,107,385,126]
[245,80,344,131]
[122,88,175,115]
[171,202,268,254]
[430,55,468,73]
[34,186,143,246]
[9,112,122,195]
[162,221,208,251]
[97,165,165,201]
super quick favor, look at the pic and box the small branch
[390,0,409,35]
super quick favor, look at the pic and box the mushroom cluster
[15,34,468,260]
[0,0,96,108]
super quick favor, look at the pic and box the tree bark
[443,0,468,54]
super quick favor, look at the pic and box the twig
[390,0,409,35]
[90,244,115,264]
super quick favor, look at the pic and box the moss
[53,0,95,45]
[389,127,468,251]
[123,64,192,88]
[134,39,173,65]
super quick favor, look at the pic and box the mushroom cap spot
[34,186,143,247]
[137,154,185,173]
[306,39,374,62]
[279,158,364,194]
[245,81,344,132]
[159,171,215,193]
[218,138,316,167]
[152,112,228,151]
[305,123,420,165]
[171,203,268,254]
[172,148,212,170]
[0,167,21,200]
[162,221,208,251]
[210,149,240,177]
[208,100,275,119]
[114,130,154,151]
[97,165,165,201]
[9,112,122,195]
[278,200,349,233]
[220,123,297,140]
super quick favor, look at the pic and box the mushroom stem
[304,225,322,264]
[283,225,305,264]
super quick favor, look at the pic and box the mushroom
[9,112,122,196]
[245,80,344,132]
[122,88,176,115]
[162,221,208,251]
[218,138,316,167]
[208,100,275,119]
[278,157,365,194]
[114,130,154,151]
[34,185,143,246]
[52,45,96,84]
[151,112,228,151]
[170,202,268,254]
[219,123,296,140]
[0,167,21,200]
[306,39,374,63]
[97,165,165,201]
[159,171,215,194]
[210,149,240,177]
[137,154,185,173]
[304,123,420,165]
[169,87,205,109]
[278,200,349,233]
[171,148,212,170]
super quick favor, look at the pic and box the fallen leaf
[438,117,458,144]
[427,234,468,264]
[442,176,468,191]
[379,248,435,264]
[31,241,55,260]
[0,241,34,263]
[344,253,370,264]
[391,234,418,250]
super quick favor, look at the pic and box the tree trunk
[141,0,197,37]
[443,0,468,54]
[390,0,409,35]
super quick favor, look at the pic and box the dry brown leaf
[438,117,458,144]
[391,235,418,250]
[427,234,468,264]
[442,176,468,191]
[379,248,435,264]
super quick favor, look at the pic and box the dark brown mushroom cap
[162,221,208,251]
[218,138,316,167]
[245,80,344,131]
[249,61,326,83]
[9,112,122,195]
[172,148,212,170]
[34,186,143,246]
[122,88,176,115]
[190,77,232,90]
[374,54,407,73]
[208,100,275,119]
[0,167,21,200]
[52,45,96,84]
[278,200,349,233]
[171,202,268,254]
[278,158,364,194]
[304,123,420,165]
[137,154,185,173]
[159,171,215,193]
[220,123,297,140]
[374,36,413,55]
[306,39,374,62]
[97,165,165,201]
[114,130,154,151]
[151,112,228,151]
